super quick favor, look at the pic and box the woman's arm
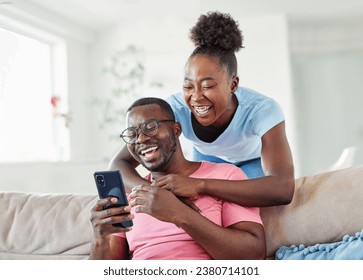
[109,145,150,193]
[155,122,295,207]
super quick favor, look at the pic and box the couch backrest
[261,165,363,258]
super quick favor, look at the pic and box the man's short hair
[127,97,175,121]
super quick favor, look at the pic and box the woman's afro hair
[189,11,243,53]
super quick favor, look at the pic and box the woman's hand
[153,174,202,199]
[129,184,186,224]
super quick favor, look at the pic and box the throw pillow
[275,229,363,260]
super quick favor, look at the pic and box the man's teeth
[141,147,157,155]
[194,106,210,115]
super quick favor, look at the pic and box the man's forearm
[89,238,113,260]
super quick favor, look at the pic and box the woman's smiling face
[183,54,238,128]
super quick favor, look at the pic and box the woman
[110,11,294,207]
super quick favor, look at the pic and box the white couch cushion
[0,192,97,260]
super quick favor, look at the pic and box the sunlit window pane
[0,27,69,162]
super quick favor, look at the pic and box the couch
[1,165,363,260]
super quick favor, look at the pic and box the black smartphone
[93,170,133,228]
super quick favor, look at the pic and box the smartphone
[93,170,133,228]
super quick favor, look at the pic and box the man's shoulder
[200,161,237,169]
[194,161,247,180]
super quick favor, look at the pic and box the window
[0,27,69,162]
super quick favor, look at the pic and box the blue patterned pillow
[276,229,363,260]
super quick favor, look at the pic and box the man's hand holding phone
[90,197,134,239]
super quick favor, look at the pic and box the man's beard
[142,135,177,172]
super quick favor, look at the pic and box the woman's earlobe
[231,76,239,92]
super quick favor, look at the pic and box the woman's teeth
[194,106,210,115]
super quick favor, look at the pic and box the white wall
[290,17,363,176]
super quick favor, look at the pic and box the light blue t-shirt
[166,87,285,164]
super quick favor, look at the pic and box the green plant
[90,45,163,141]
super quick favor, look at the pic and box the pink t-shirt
[116,161,263,259]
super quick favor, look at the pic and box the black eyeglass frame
[120,119,175,144]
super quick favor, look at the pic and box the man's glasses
[120,119,175,144]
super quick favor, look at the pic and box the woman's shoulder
[166,92,185,107]
[166,92,190,123]
[236,87,273,102]
[236,87,282,111]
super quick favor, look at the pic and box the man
[89,97,266,260]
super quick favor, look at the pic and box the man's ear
[174,121,182,137]
[231,76,239,93]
